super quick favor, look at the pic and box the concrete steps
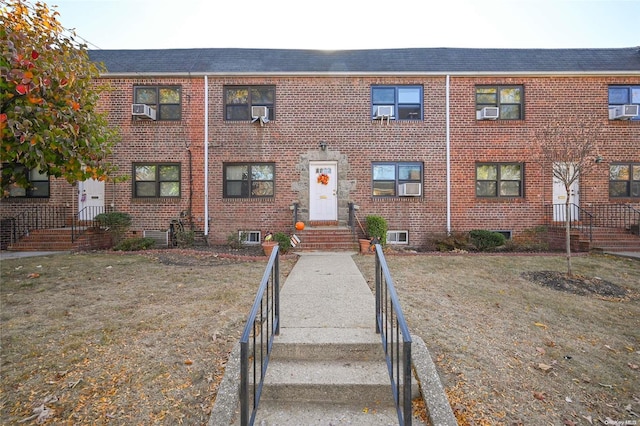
[293,226,358,251]
[252,327,405,425]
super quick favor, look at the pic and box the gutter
[446,75,451,235]
[204,75,209,236]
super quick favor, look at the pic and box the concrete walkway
[210,251,456,425]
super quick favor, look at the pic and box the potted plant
[360,215,388,254]
[273,232,292,254]
[261,232,277,256]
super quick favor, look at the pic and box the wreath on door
[317,173,329,185]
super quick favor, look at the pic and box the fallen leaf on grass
[184,359,193,365]
[628,363,639,370]
[537,363,553,372]
[27,273,40,279]
[536,347,546,356]
[581,415,593,424]
[563,420,576,426]
[533,391,546,401]
[604,345,617,353]
[534,322,548,330]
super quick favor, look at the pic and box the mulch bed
[521,270,630,298]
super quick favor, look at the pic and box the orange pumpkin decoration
[295,221,305,231]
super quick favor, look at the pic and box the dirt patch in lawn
[0,248,296,425]
[353,253,640,426]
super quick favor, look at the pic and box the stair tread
[252,401,414,426]
[264,359,391,385]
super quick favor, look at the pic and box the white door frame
[552,163,579,222]
[309,161,338,222]
[78,178,105,220]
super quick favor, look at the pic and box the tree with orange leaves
[0,0,119,192]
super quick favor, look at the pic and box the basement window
[240,231,261,245]
[387,230,409,245]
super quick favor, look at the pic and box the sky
[46,0,640,51]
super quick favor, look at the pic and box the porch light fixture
[595,155,604,164]
[319,141,327,151]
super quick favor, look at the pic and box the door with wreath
[309,161,337,222]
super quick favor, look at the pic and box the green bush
[114,237,156,251]
[433,231,470,252]
[273,232,292,254]
[94,212,132,245]
[227,231,245,250]
[175,229,195,248]
[365,215,388,245]
[469,229,506,251]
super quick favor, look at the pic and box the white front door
[309,161,338,221]
[552,163,579,222]
[78,178,105,220]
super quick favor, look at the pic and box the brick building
[2,48,639,250]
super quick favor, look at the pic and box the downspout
[446,75,451,234]
[204,75,209,236]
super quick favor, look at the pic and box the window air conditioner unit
[609,104,639,120]
[251,106,269,125]
[398,183,422,196]
[375,105,394,119]
[132,103,156,120]
[477,106,499,120]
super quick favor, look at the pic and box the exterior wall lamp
[595,155,604,164]
[319,141,327,151]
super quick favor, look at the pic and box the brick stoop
[588,227,640,252]
[292,225,358,252]
[7,228,112,252]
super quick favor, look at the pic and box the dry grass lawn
[1,249,639,425]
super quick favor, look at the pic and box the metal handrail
[545,203,593,242]
[239,246,281,426]
[72,205,112,242]
[10,205,70,242]
[374,244,412,426]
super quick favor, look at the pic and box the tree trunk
[565,199,573,276]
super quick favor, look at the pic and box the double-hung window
[609,163,640,197]
[224,163,275,198]
[4,165,49,198]
[372,162,423,197]
[224,86,275,121]
[133,163,181,198]
[476,85,524,120]
[608,86,640,120]
[371,86,423,120]
[133,86,181,120]
[476,163,524,198]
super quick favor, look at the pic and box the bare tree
[534,121,603,276]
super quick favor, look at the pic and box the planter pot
[359,238,372,254]
[261,241,278,257]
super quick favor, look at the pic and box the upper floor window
[372,162,423,197]
[371,86,423,120]
[475,85,524,120]
[608,86,640,121]
[224,163,275,198]
[133,163,181,198]
[3,165,49,198]
[609,163,640,197]
[225,86,275,121]
[133,86,181,121]
[476,163,524,198]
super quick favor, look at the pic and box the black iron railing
[544,203,594,242]
[239,246,281,426]
[72,205,112,242]
[374,244,412,426]
[586,203,640,230]
[11,205,70,242]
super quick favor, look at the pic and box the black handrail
[239,246,281,426]
[72,205,112,242]
[11,205,69,241]
[545,203,593,242]
[374,244,412,426]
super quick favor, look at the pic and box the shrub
[365,215,388,246]
[469,229,506,251]
[273,232,292,254]
[227,231,245,250]
[94,212,132,245]
[433,231,470,252]
[175,229,195,248]
[114,237,156,251]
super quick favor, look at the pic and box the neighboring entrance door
[78,178,105,220]
[309,161,338,222]
[552,163,579,222]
